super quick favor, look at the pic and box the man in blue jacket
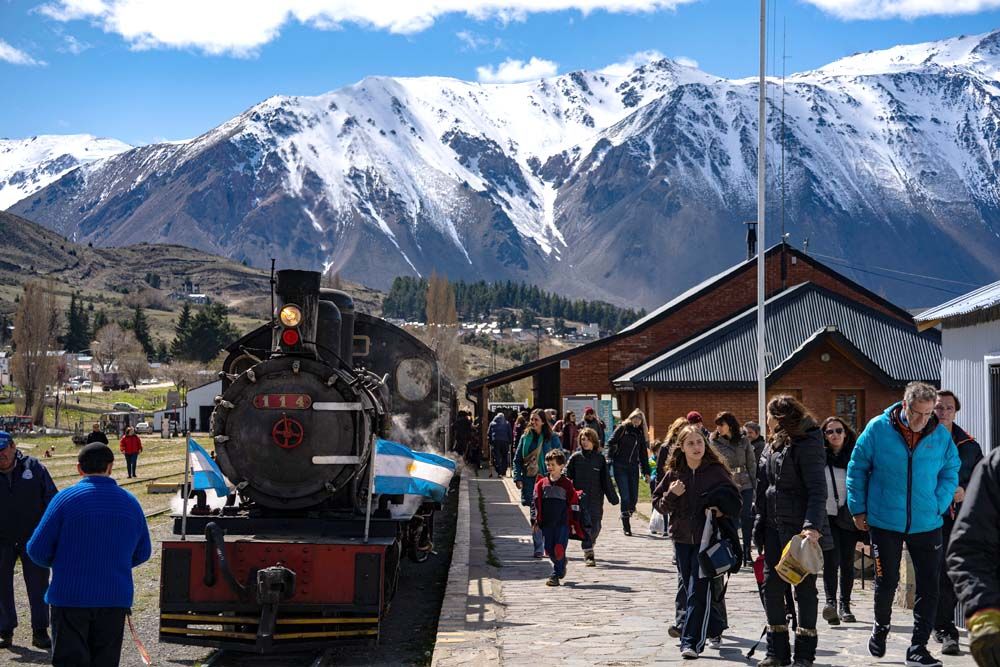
[847,382,960,667]
[0,431,57,651]
[27,443,151,667]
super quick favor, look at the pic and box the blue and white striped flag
[187,438,231,497]
[374,439,456,503]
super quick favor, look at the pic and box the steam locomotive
[158,269,457,654]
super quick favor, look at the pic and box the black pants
[870,525,941,646]
[51,606,127,667]
[490,441,509,476]
[124,453,138,478]
[822,521,859,604]
[934,515,959,636]
[763,526,818,630]
[0,544,49,634]
[739,489,754,557]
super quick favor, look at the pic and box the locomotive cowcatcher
[158,269,456,654]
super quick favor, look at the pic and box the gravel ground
[5,479,460,667]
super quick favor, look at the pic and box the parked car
[113,402,140,412]
[134,422,153,434]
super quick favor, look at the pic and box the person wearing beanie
[0,431,57,651]
[27,443,151,666]
[577,407,606,450]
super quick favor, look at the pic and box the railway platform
[433,469,977,666]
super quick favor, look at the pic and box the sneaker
[932,629,944,644]
[533,552,544,559]
[31,629,51,650]
[545,575,560,587]
[707,635,722,649]
[839,601,857,623]
[869,624,890,658]
[822,602,840,625]
[584,556,596,567]
[791,660,814,667]
[680,647,699,659]
[905,644,943,667]
[941,635,960,656]
[0,633,11,650]
[668,625,682,639]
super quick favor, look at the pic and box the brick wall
[559,249,911,399]
[643,339,903,438]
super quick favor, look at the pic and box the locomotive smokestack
[274,270,321,357]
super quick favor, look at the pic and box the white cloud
[456,30,503,51]
[674,55,698,68]
[599,49,665,76]
[0,40,46,65]
[802,0,1000,19]
[476,56,558,83]
[60,34,92,54]
[36,0,699,56]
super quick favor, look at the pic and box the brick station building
[466,244,941,448]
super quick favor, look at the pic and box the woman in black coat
[819,416,864,626]
[754,395,830,667]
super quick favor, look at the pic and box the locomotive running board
[312,402,363,411]
[311,456,361,464]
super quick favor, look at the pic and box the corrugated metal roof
[615,284,940,386]
[914,279,1000,323]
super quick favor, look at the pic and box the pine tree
[63,292,90,352]
[130,305,154,357]
[90,309,109,341]
[170,302,194,359]
[155,340,169,363]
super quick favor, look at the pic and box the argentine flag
[374,439,456,503]
[187,438,231,497]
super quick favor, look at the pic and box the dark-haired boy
[27,443,151,667]
[533,449,582,586]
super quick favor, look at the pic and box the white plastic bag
[648,508,665,535]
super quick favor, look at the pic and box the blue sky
[3,0,1000,145]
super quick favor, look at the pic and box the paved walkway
[434,469,977,666]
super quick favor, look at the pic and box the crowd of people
[471,381,999,667]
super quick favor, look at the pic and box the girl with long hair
[608,408,649,536]
[565,427,619,566]
[754,395,830,667]
[653,424,738,658]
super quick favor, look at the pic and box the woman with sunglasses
[820,416,863,626]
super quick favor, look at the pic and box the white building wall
[939,320,1000,453]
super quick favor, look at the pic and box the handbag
[828,465,857,531]
[698,509,737,578]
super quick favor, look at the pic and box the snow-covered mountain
[9,32,1000,308]
[0,135,130,209]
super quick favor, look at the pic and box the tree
[519,308,538,328]
[170,302,194,359]
[127,305,154,357]
[90,308,109,340]
[119,338,150,388]
[162,361,202,390]
[63,292,90,352]
[425,272,464,383]
[92,323,134,374]
[176,303,238,363]
[12,282,60,424]
[155,340,169,363]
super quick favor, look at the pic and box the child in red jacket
[533,449,584,586]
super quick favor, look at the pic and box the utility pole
[756,0,768,430]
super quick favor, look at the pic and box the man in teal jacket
[846,382,960,667]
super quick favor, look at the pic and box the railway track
[202,648,334,666]
[144,506,172,521]
[49,455,186,482]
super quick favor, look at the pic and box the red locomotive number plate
[253,393,312,410]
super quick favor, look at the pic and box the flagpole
[756,0,768,433]
[180,437,191,541]
[363,434,377,544]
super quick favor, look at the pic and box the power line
[807,251,982,287]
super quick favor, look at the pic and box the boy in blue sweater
[27,443,151,667]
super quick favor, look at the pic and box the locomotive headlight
[279,304,303,327]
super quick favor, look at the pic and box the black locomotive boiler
[158,269,456,654]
